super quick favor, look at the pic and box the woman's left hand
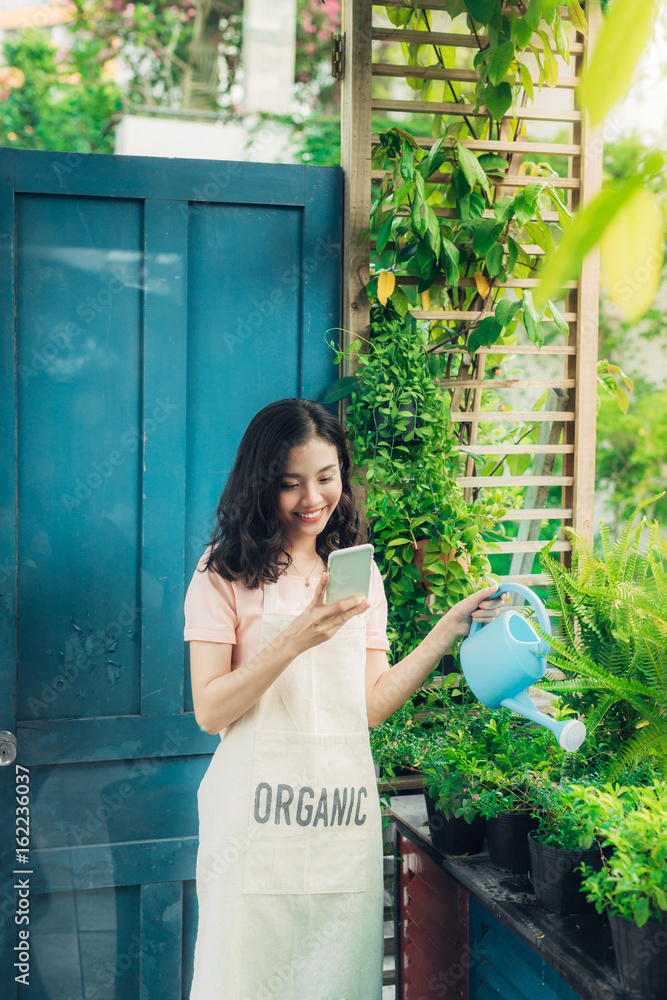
[439,584,507,641]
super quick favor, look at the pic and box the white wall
[114,114,298,163]
[242,0,298,114]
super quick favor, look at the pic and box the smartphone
[325,543,374,606]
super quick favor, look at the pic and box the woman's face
[275,436,343,548]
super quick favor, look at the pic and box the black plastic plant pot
[608,911,667,999]
[370,398,417,444]
[423,789,486,856]
[487,812,538,874]
[527,834,606,915]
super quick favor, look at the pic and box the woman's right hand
[283,572,369,654]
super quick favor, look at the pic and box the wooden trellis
[341,0,603,585]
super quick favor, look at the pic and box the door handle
[0,731,17,765]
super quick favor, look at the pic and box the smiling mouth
[293,508,325,521]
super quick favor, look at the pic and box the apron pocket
[243,730,376,895]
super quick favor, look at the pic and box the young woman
[184,398,502,1000]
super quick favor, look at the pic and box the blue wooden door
[468,899,582,1000]
[0,147,342,999]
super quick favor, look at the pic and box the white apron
[189,580,384,1000]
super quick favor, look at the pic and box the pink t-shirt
[183,550,391,669]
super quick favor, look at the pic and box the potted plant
[468,715,565,874]
[420,707,564,871]
[578,782,667,1000]
[526,775,618,915]
[369,709,430,784]
[537,496,667,778]
[419,703,492,856]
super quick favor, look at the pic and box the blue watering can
[460,583,586,752]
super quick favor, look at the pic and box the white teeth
[295,509,323,519]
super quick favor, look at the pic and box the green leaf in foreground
[322,376,360,403]
[566,0,587,37]
[463,0,496,24]
[495,298,522,328]
[477,153,509,175]
[457,142,493,201]
[513,17,533,51]
[578,0,658,128]
[521,289,546,349]
[488,41,515,86]
[600,187,663,323]
[518,61,534,101]
[546,299,570,335]
[467,316,501,354]
[484,81,513,121]
[534,176,644,307]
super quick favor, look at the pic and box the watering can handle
[469,582,551,655]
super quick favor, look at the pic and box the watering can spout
[500,690,586,753]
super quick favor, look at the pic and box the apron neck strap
[263,581,278,615]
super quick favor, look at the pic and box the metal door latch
[0,730,17,765]
[331,33,345,80]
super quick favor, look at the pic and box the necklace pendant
[305,580,311,587]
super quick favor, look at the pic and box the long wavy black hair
[203,398,361,588]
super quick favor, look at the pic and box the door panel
[0,148,342,999]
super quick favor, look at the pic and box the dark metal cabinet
[391,796,631,1000]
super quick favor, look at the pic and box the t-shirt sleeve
[183,552,238,643]
[366,560,391,651]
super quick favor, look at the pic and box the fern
[538,499,667,778]
[583,692,625,739]
[607,722,667,780]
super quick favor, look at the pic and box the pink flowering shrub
[295,0,340,96]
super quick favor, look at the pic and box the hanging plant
[325,304,506,662]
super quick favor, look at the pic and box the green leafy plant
[579,782,667,927]
[71,0,243,112]
[469,714,565,818]
[386,1,585,127]
[0,27,122,153]
[372,700,567,822]
[530,778,605,850]
[419,704,500,823]
[537,496,667,777]
[420,708,567,821]
[0,2,245,153]
[366,126,572,355]
[529,762,657,849]
[327,305,506,661]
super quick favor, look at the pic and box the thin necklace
[289,554,321,587]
